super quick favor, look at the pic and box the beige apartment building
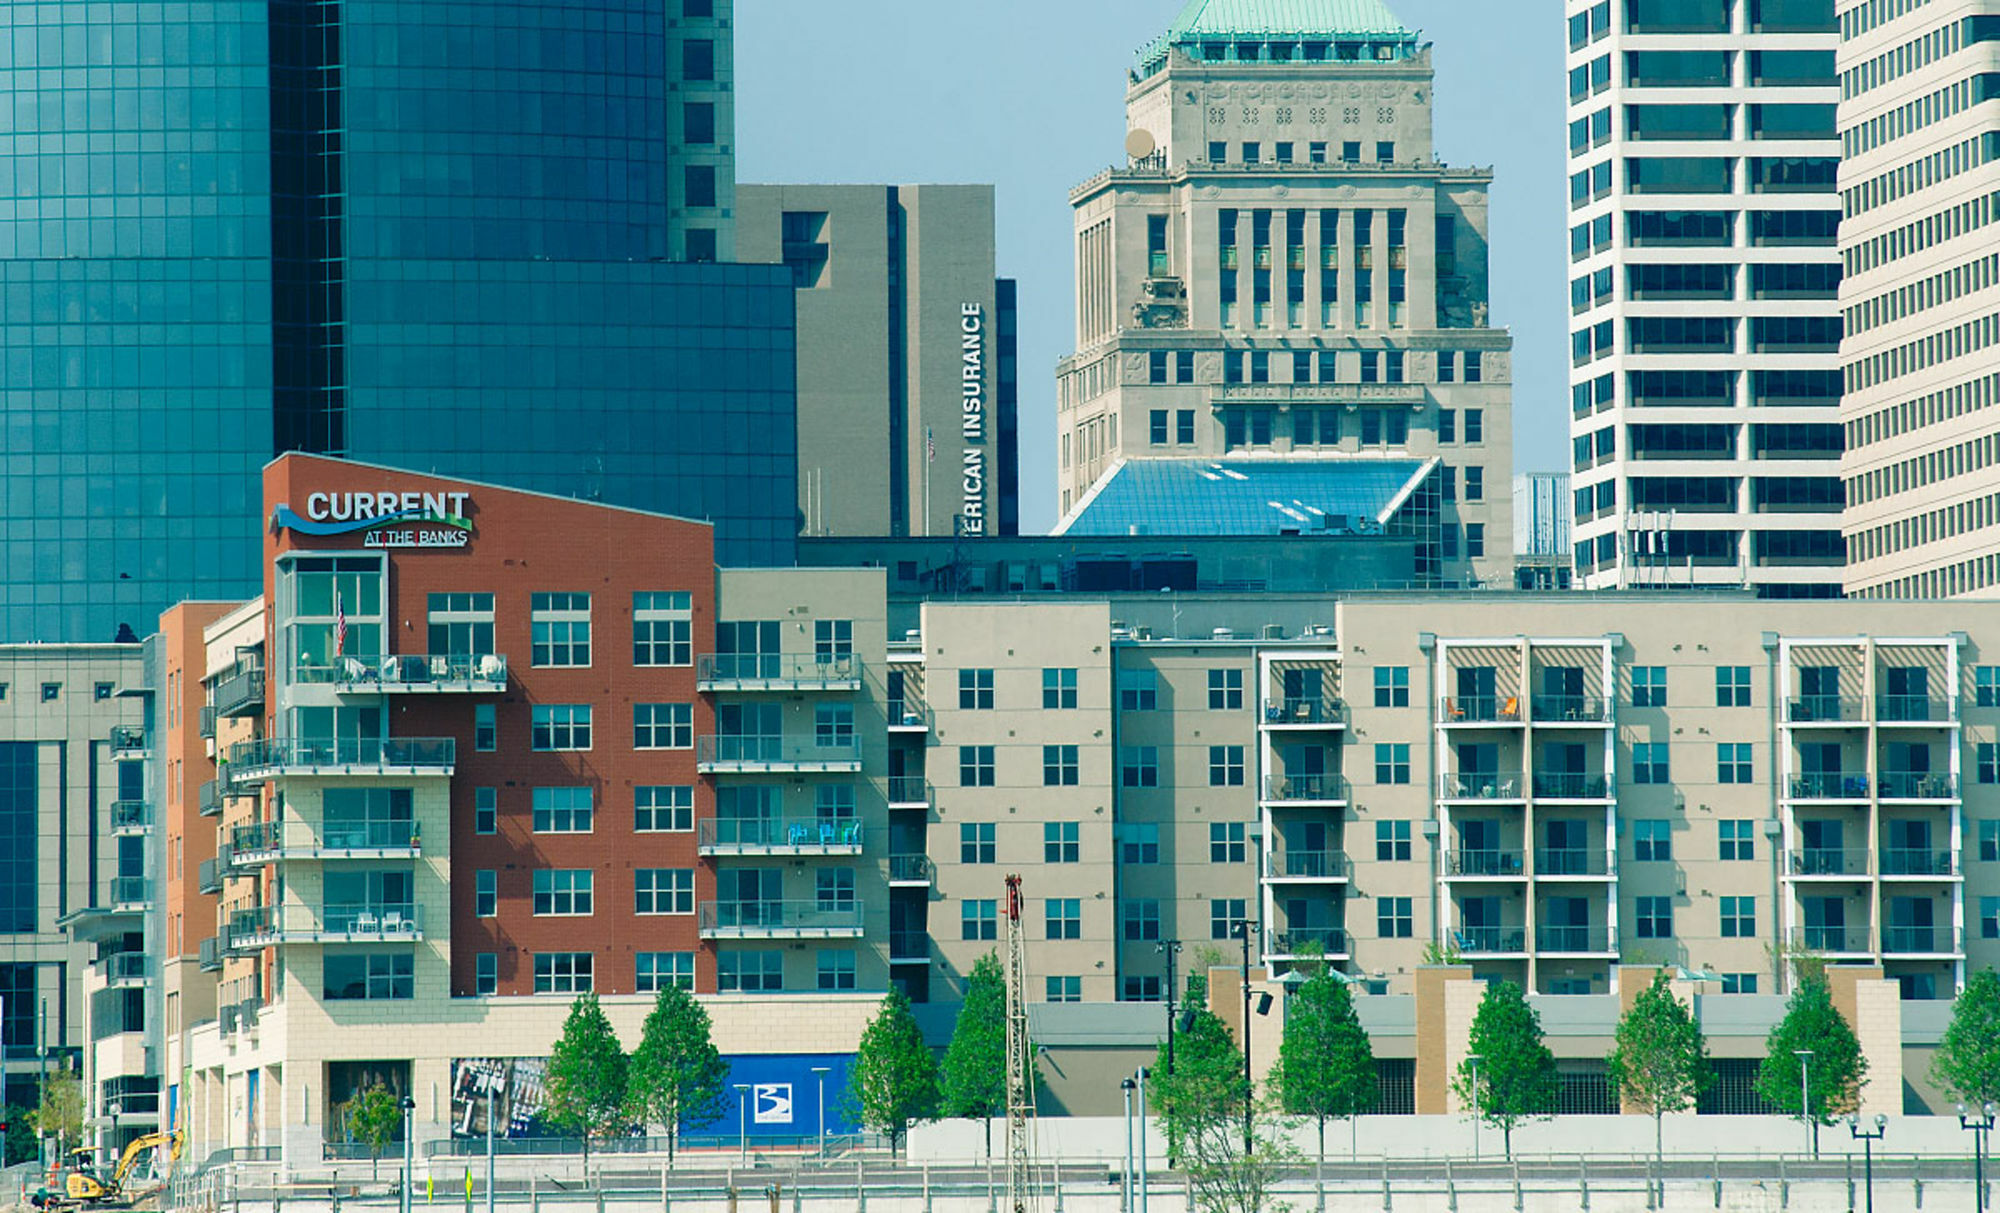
[1837,0,2000,598]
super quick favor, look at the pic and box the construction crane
[1001,874,1038,1213]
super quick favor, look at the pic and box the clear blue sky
[737,1,1566,535]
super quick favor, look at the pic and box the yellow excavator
[30,1130,181,1209]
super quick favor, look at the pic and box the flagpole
[924,426,934,537]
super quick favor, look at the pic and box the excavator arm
[109,1130,180,1189]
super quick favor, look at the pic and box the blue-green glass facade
[0,2,793,643]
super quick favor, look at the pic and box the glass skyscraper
[0,1,793,643]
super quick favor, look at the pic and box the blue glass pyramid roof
[1055,457,1436,537]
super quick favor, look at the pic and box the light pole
[1232,918,1267,1156]
[399,1095,417,1213]
[810,1067,829,1158]
[1156,941,1183,1075]
[106,1100,121,1156]
[1794,1049,1816,1158]
[1961,1102,1996,1213]
[1120,1078,1136,1213]
[1136,1067,1150,1213]
[484,1077,496,1213]
[733,1084,750,1164]
[1466,1054,1483,1161]
[1849,1114,1886,1213]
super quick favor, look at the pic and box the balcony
[887,776,932,808]
[1445,850,1525,878]
[1883,926,1962,956]
[109,727,148,759]
[696,735,863,774]
[110,800,152,835]
[887,702,934,733]
[197,937,222,973]
[1877,695,1955,724]
[214,665,265,718]
[227,903,424,948]
[1793,926,1869,954]
[108,877,149,910]
[1453,926,1528,956]
[229,819,422,864]
[199,707,216,740]
[889,931,930,963]
[1267,928,1349,959]
[696,653,862,693]
[198,780,223,817]
[1787,774,1869,801]
[1261,774,1350,804]
[1878,772,1957,801]
[1439,772,1526,801]
[1534,848,1611,877]
[1440,696,1522,725]
[196,858,223,895]
[1530,696,1612,724]
[307,653,508,695]
[697,817,863,856]
[1785,696,1865,724]
[1788,850,1869,877]
[1880,849,1956,878]
[1261,698,1347,727]
[219,996,262,1036]
[94,954,149,988]
[1532,773,1611,800]
[1536,926,1615,954]
[698,900,864,939]
[888,855,933,886]
[1266,850,1352,882]
[226,736,456,782]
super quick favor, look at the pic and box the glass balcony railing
[887,776,932,806]
[1454,926,1528,954]
[1788,774,1868,799]
[302,653,508,692]
[1536,926,1613,953]
[1441,696,1522,723]
[886,701,934,731]
[198,780,222,817]
[696,817,862,852]
[1269,928,1348,956]
[1877,772,1957,799]
[1530,695,1611,723]
[1534,848,1609,876]
[227,737,455,779]
[229,903,424,946]
[110,800,152,833]
[1880,849,1955,876]
[1261,697,1346,725]
[696,735,863,770]
[108,877,149,907]
[1268,850,1352,879]
[696,653,862,689]
[1532,773,1610,799]
[1261,774,1350,802]
[1883,926,1960,954]
[698,901,865,936]
[888,931,930,961]
[1446,849,1525,877]
[1788,849,1867,876]
[1877,694,1953,723]
[1440,772,1525,799]
[95,954,149,984]
[109,726,148,756]
[197,937,222,972]
[196,858,223,894]
[1793,926,1868,953]
[231,819,421,859]
[1785,696,1863,723]
[888,855,934,884]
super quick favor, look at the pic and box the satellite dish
[1125,128,1157,159]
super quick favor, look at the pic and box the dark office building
[0,0,793,643]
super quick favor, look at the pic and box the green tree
[1606,972,1711,1171]
[848,991,938,1156]
[1934,968,2000,1107]
[1,1104,34,1167]
[1452,980,1557,1158]
[1277,965,1377,1181]
[30,1070,84,1160]
[543,993,630,1164]
[1757,974,1865,1149]
[625,985,728,1164]
[1148,1003,1293,1213]
[940,953,1007,1157]
[343,1084,403,1180]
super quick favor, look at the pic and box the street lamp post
[106,1100,121,1156]
[399,1095,417,1213]
[733,1085,750,1164]
[1794,1049,1816,1158]
[484,1078,496,1213]
[810,1068,830,1158]
[1136,1068,1150,1213]
[1849,1114,1887,1213]
[1961,1102,1996,1213]
[1156,941,1183,1075]
[1120,1078,1136,1213]
[1232,918,1264,1156]
[1467,1055,1483,1161]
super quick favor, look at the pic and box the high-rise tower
[1055,0,1515,588]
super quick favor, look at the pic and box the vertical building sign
[959,302,987,534]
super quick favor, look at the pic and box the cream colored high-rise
[1837,0,2000,598]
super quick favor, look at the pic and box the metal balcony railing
[698,901,865,936]
[1261,697,1346,725]
[888,931,930,961]
[303,653,509,692]
[1440,772,1525,799]
[1785,695,1863,723]
[1440,696,1522,723]
[213,665,264,718]
[696,653,862,689]
[886,776,932,806]
[1877,695,1954,723]
[227,736,455,778]
[1877,772,1957,799]
[1269,928,1348,956]
[199,706,217,740]
[110,800,152,832]
[1883,926,1961,954]
[1534,848,1609,876]
[196,858,223,894]
[231,819,420,858]
[1446,850,1525,877]
[1269,850,1352,879]
[886,702,934,731]
[197,937,222,972]
[198,779,222,817]
[1788,850,1867,876]
[1261,774,1350,802]
[1530,695,1611,723]
[888,855,934,884]
[229,903,424,946]
[697,817,862,852]
[1454,926,1528,954]
[109,726,147,756]
[1793,926,1869,953]
[1532,773,1610,799]
[1788,774,1868,799]
[1880,849,1955,876]
[695,735,862,770]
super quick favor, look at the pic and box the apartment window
[1046,976,1082,1003]
[817,867,856,911]
[1209,140,1227,162]
[1149,355,1169,388]
[1211,899,1248,940]
[1719,819,1755,860]
[637,952,695,992]
[1716,666,1752,707]
[1360,352,1380,383]
[531,705,592,751]
[1720,896,1756,939]
[635,786,693,832]
[958,668,995,709]
[1209,745,1246,787]
[1119,668,1159,710]
[959,746,995,787]
[1378,897,1414,939]
[1983,819,2000,862]
[474,953,497,995]
[1719,974,1758,995]
[718,951,783,993]
[533,869,593,916]
[1120,822,1160,864]
[1210,822,1248,863]
[1634,820,1672,861]
[1465,409,1484,442]
[1342,141,1361,162]
[1376,140,1395,163]
[1439,409,1457,442]
[1376,743,1411,784]
[1633,741,1670,783]
[1208,668,1244,710]
[40,683,57,702]
[1176,409,1196,442]
[1121,746,1160,788]
[960,823,996,864]
[814,703,854,750]
[474,788,496,835]
[1043,668,1078,709]
[1043,745,1080,786]
[1375,819,1413,861]
[634,703,693,750]
[1631,666,1667,707]
[1374,666,1410,707]
[1309,141,1328,163]
[534,953,592,994]
[1123,899,1162,941]
[1046,899,1082,940]
[530,593,591,667]
[1044,822,1080,863]
[1982,743,2000,786]
[815,950,856,991]
[1717,743,1753,784]
[1977,667,2000,707]
[1465,468,1484,502]
[1242,141,1261,164]
[1466,524,1486,559]
[475,870,497,917]
[634,869,695,915]
[962,899,998,940]
[474,704,496,752]
[633,592,693,666]
[532,787,593,833]
[1123,977,1163,1002]
[1635,896,1673,939]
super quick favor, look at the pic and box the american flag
[333,589,347,657]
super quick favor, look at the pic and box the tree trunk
[1316,1117,1325,1199]
[1502,1122,1512,1160]
[1654,1111,1663,1180]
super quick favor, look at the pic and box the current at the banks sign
[959,302,987,535]
[271,489,474,549]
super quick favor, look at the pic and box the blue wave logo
[271,505,470,536]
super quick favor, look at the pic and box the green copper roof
[1160,0,1412,40]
